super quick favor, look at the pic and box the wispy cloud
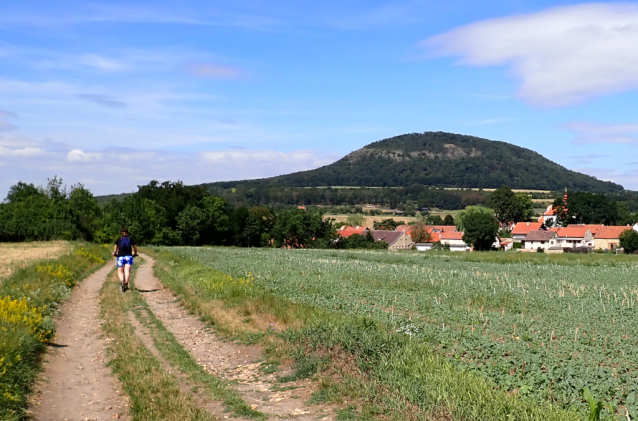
[0,141,341,196]
[563,122,638,145]
[76,94,127,109]
[425,3,638,106]
[185,62,245,79]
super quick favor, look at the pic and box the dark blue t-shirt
[115,236,136,257]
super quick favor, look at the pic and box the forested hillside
[206,132,623,193]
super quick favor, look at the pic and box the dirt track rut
[134,254,334,421]
[29,263,129,421]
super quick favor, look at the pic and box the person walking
[113,227,137,291]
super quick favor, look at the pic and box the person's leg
[123,264,131,284]
[117,266,125,283]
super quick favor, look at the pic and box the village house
[511,222,544,242]
[549,227,594,249]
[522,230,559,251]
[567,225,631,251]
[440,232,469,252]
[370,230,413,250]
[414,231,442,251]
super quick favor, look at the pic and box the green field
[162,247,638,419]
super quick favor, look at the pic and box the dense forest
[205,132,623,193]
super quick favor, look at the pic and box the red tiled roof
[337,226,368,238]
[593,226,632,239]
[441,231,464,240]
[553,227,589,238]
[512,222,543,235]
[566,224,604,235]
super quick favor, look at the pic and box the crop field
[0,241,70,279]
[169,247,638,418]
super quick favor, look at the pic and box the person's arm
[133,245,138,256]
[113,245,118,257]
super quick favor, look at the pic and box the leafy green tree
[555,192,618,226]
[443,214,455,225]
[272,209,336,248]
[490,186,533,225]
[458,206,499,251]
[615,202,634,226]
[620,229,638,254]
[176,205,207,245]
[424,214,444,225]
[373,218,399,230]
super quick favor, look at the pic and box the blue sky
[2,1,638,195]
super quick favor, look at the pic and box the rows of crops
[172,247,638,417]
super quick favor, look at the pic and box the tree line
[0,178,344,249]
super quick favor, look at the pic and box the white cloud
[563,121,638,144]
[0,146,47,157]
[67,149,102,162]
[79,53,127,71]
[425,3,638,106]
[0,143,341,197]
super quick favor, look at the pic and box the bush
[619,229,638,254]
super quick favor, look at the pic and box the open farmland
[168,247,638,417]
[0,241,70,279]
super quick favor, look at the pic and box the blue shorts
[117,256,134,267]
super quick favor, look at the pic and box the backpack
[120,237,131,248]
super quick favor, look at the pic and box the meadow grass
[149,247,587,420]
[0,242,111,421]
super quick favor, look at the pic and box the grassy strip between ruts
[99,258,262,421]
[148,247,586,421]
[127,282,264,418]
[0,242,111,421]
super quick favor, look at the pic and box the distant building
[511,222,544,242]
[370,230,413,250]
[522,230,558,251]
[336,226,368,238]
[549,227,594,248]
[440,232,469,252]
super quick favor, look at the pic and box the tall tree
[461,208,499,251]
[490,186,533,225]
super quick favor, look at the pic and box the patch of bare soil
[0,241,70,279]
[28,263,130,421]
[135,254,335,421]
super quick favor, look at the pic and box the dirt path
[134,254,334,421]
[29,263,130,421]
